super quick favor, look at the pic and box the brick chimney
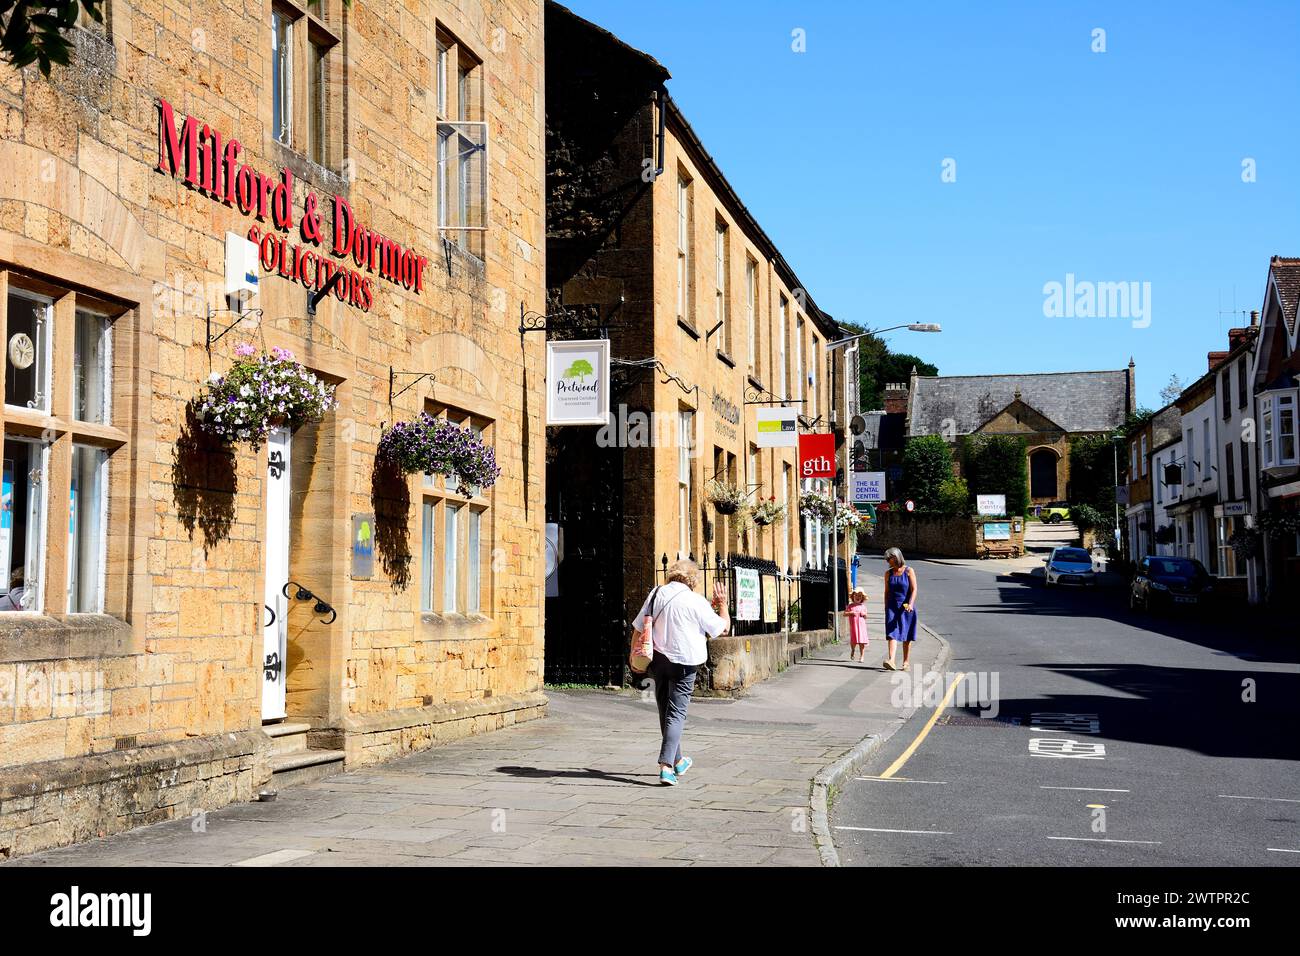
[883,382,909,415]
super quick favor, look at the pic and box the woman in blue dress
[882,547,918,671]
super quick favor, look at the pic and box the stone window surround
[417,387,497,630]
[0,242,152,666]
[269,0,344,171]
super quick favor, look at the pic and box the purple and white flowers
[377,412,501,495]
[198,344,338,450]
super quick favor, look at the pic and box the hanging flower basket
[198,344,338,451]
[751,497,787,527]
[1257,510,1300,538]
[706,479,747,516]
[377,412,501,496]
[799,489,835,522]
[833,500,864,533]
[1228,528,1262,560]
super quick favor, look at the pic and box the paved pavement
[833,554,1300,867]
[5,582,942,867]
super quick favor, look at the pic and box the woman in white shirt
[631,558,730,785]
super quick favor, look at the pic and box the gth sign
[798,433,835,479]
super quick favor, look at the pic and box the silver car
[1044,546,1097,587]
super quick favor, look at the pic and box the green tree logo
[562,359,594,381]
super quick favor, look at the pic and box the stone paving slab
[4,593,943,867]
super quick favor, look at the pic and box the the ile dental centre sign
[155,99,430,313]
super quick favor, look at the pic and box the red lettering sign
[155,97,426,313]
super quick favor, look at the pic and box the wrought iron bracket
[743,382,803,406]
[519,303,617,340]
[206,307,263,351]
[390,367,436,406]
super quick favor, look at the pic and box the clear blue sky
[562,0,1300,409]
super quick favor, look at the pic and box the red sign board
[798,433,835,479]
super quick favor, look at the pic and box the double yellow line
[878,671,967,779]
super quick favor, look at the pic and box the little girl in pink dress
[846,588,870,662]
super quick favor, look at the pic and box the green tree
[1069,433,1120,513]
[937,476,971,518]
[899,435,955,512]
[961,434,1029,517]
[1,1,105,76]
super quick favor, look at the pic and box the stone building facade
[543,2,835,685]
[0,0,547,859]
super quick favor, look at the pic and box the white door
[262,427,291,721]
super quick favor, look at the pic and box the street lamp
[822,322,941,641]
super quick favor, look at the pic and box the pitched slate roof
[1270,256,1300,334]
[907,369,1131,437]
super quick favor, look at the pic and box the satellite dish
[850,414,866,436]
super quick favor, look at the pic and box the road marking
[1218,794,1300,804]
[1266,848,1300,854]
[1046,836,1161,845]
[1030,712,1100,735]
[1029,738,1106,759]
[855,776,948,784]
[836,826,953,835]
[878,672,967,779]
[230,848,316,867]
[1040,786,1130,793]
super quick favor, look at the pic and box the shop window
[5,290,51,411]
[69,445,107,612]
[418,405,492,616]
[436,27,487,260]
[2,277,129,619]
[74,308,111,423]
[0,438,47,612]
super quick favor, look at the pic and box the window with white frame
[1260,391,1298,470]
[715,219,728,350]
[271,9,293,146]
[794,315,804,403]
[1140,435,1147,476]
[678,409,693,556]
[271,3,340,165]
[777,295,788,399]
[436,27,487,260]
[68,444,107,612]
[418,405,492,616]
[2,280,124,615]
[745,258,757,373]
[676,173,692,324]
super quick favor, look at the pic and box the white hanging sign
[546,339,610,426]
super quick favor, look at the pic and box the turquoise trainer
[673,756,693,776]
[659,767,678,786]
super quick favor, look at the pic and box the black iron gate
[543,427,627,686]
